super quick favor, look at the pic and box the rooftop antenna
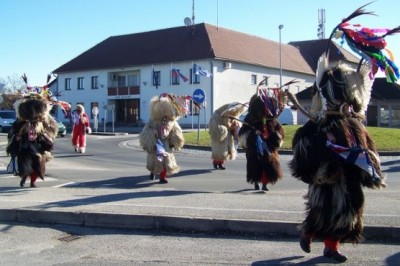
[184,17,192,26]
[318,9,326,39]
[192,0,195,25]
[217,0,219,29]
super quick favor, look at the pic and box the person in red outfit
[71,104,90,153]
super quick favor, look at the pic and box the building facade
[52,23,359,127]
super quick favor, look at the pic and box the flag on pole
[171,69,188,82]
[152,67,160,89]
[193,63,211,77]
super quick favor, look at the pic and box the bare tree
[1,73,26,93]
[0,74,26,109]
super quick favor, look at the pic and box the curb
[1,209,399,240]
[91,132,129,136]
[182,145,400,156]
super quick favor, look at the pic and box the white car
[0,110,16,133]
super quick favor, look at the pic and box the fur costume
[208,102,247,169]
[139,93,190,183]
[6,74,70,187]
[238,80,291,191]
[71,104,90,153]
[289,3,396,262]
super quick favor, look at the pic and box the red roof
[53,23,315,75]
[289,39,360,72]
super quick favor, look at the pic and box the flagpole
[170,63,172,90]
[191,62,194,129]
[151,64,154,89]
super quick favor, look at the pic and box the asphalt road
[0,134,399,265]
[2,133,399,193]
[1,222,399,266]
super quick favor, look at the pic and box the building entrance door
[115,99,140,124]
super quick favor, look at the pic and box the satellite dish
[184,17,192,26]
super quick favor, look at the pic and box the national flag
[156,138,168,162]
[153,68,160,89]
[326,140,381,181]
[172,69,188,82]
[57,101,72,118]
[193,63,211,77]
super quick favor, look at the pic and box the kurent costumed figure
[139,93,191,184]
[6,74,71,187]
[71,104,91,153]
[208,102,247,170]
[238,79,292,191]
[289,3,396,262]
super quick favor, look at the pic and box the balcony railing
[108,86,140,96]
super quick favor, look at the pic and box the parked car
[53,116,67,137]
[278,107,297,125]
[0,110,16,133]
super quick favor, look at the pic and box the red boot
[30,173,38,188]
[159,169,168,184]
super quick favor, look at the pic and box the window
[190,68,200,84]
[171,70,180,85]
[65,78,71,90]
[153,70,161,88]
[91,76,98,89]
[392,105,400,127]
[78,77,84,90]
[251,74,257,85]
[128,74,139,86]
[380,106,389,127]
[117,76,126,87]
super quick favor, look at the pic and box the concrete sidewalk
[0,184,399,240]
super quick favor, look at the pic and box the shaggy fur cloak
[208,102,246,162]
[7,97,58,186]
[239,93,284,185]
[290,59,386,244]
[139,95,185,175]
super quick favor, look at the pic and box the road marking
[53,182,77,188]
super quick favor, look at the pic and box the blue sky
[1,0,399,86]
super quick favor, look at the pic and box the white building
[52,23,358,127]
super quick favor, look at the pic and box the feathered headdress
[313,2,399,119]
[254,78,298,118]
[15,74,71,117]
[327,2,400,83]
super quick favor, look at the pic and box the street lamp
[279,24,284,87]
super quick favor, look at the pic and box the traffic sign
[193,88,206,104]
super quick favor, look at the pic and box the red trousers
[261,170,269,185]
[72,125,86,148]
